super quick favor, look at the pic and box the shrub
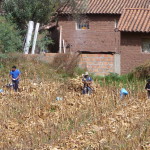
[0,16,22,53]
[131,61,150,79]
[51,53,80,76]
[37,31,53,52]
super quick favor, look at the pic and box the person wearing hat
[82,72,93,94]
[145,79,150,99]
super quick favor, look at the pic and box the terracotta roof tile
[118,8,150,33]
[59,0,150,14]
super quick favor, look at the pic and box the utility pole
[24,21,34,54]
[31,23,40,54]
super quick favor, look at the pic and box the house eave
[119,30,150,33]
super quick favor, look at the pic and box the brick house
[118,8,150,74]
[0,0,149,75]
[48,0,150,75]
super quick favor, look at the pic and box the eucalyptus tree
[2,0,87,29]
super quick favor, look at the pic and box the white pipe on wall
[59,26,62,53]
[63,39,66,53]
[24,21,34,54]
[31,23,40,54]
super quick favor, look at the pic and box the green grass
[92,72,145,86]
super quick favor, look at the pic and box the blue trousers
[82,86,92,95]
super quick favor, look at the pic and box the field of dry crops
[0,55,149,150]
[0,74,149,150]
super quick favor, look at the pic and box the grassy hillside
[0,54,149,150]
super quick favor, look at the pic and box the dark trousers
[82,86,92,95]
[12,80,19,91]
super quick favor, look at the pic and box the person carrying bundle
[9,66,21,92]
[145,79,150,99]
[82,72,93,95]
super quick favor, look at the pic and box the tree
[2,0,87,53]
[3,0,57,29]
[2,0,87,29]
[0,16,22,53]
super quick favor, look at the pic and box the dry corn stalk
[0,76,149,150]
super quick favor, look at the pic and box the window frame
[114,19,119,29]
[141,38,150,53]
[75,20,90,30]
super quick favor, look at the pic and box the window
[142,39,150,53]
[114,19,119,28]
[76,20,89,30]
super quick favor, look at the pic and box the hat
[85,72,89,76]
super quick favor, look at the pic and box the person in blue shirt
[82,72,93,94]
[9,66,21,92]
[120,88,128,100]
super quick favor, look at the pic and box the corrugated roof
[118,8,150,33]
[59,0,150,14]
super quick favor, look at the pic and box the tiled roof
[118,8,150,33]
[59,0,150,14]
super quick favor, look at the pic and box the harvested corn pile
[67,76,83,92]
[67,76,99,93]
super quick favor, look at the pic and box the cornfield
[0,74,149,150]
[0,54,149,150]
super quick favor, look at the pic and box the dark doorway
[48,27,59,53]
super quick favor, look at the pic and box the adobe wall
[120,32,150,74]
[58,14,120,53]
[27,53,115,76]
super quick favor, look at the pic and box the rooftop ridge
[118,7,150,33]
[124,8,150,10]
[59,0,150,15]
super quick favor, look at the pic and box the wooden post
[24,21,34,54]
[31,23,40,54]
[59,26,62,53]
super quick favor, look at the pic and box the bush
[37,31,53,52]
[51,53,80,76]
[90,72,135,87]
[0,16,22,53]
[105,73,120,81]
[131,62,150,79]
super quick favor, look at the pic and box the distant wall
[27,53,117,76]
[58,14,120,53]
[120,32,150,74]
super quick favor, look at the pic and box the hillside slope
[0,54,149,150]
